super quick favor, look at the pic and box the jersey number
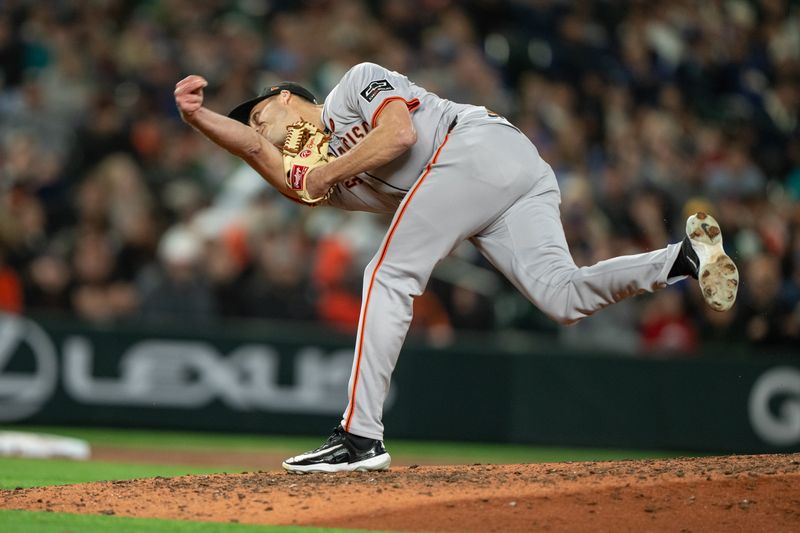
[344,177,364,189]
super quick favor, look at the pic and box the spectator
[444,284,495,332]
[311,235,361,331]
[0,248,23,314]
[705,142,767,199]
[640,289,699,356]
[70,229,136,322]
[237,220,316,323]
[0,0,797,354]
[24,249,72,314]
[410,291,454,347]
[736,253,796,346]
[137,225,215,324]
[203,231,250,319]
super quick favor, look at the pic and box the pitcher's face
[248,93,302,147]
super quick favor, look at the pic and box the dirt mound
[3,454,800,532]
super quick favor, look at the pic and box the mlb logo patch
[360,79,394,102]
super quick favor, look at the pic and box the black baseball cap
[227,82,318,125]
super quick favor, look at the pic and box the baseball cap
[227,82,318,125]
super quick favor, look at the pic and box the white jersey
[322,62,474,213]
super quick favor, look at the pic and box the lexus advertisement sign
[0,313,798,452]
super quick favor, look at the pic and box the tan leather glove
[282,120,333,205]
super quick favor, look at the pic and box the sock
[346,431,377,450]
[668,237,699,279]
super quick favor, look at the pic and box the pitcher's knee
[372,262,424,299]
[547,277,662,324]
[536,281,593,325]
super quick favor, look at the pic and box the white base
[0,431,91,460]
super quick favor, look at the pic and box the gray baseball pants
[341,114,681,440]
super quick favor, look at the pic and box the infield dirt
[2,454,799,532]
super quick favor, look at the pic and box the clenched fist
[174,75,208,122]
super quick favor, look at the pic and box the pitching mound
[3,454,800,531]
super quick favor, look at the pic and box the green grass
[3,425,689,464]
[0,510,389,533]
[2,426,323,454]
[0,456,223,489]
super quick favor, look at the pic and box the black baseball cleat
[670,212,739,312]
[282,425,391,474]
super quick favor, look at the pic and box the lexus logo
[748,366,800,446]
[0,314,58,421]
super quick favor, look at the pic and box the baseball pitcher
[174,62,738,473]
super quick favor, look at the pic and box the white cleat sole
[283,452,392,474]
[686,212,739,312]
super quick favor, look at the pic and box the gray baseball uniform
[320,63,682,440]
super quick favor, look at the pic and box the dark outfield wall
[1,313,798,453]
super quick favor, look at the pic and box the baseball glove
[282,120,332,205]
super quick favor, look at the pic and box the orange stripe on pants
[344,132,452,433]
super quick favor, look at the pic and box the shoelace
[308,426,345,453]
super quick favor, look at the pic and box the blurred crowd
[1,0,799,356]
